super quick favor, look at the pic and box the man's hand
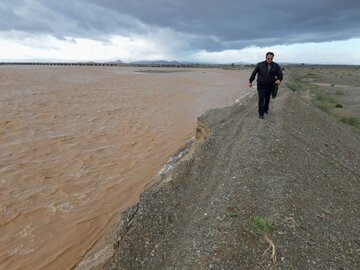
[275,80,281,85]
[249,82,252,87]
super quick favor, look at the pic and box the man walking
[249,52,283,119]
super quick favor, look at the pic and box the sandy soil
[0,65,251,270]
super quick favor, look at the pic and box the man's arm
[249,64,259,83]
[276,64,283,81]
[249,64,259,87]
[274,63,283,85]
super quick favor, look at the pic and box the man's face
[266,55,273,64]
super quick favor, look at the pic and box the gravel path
[105,89,360,269]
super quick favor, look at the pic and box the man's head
[266,52,274,64]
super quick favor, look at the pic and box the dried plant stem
[259,234,276,270]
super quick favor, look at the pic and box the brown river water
[0,66,251,269]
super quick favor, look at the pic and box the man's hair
[266,52,274,57]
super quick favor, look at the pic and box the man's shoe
[259,115,264,119]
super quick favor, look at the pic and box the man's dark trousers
[257,83,273,116]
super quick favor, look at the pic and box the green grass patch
[315,91,335,103]
[312,91,336,112]
[335,89,345,95]
[340,117,360,128]
[286,82,299,92]
[252,215,275,234]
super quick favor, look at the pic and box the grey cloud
[1,0,360,52]
[90,0,360,47]
[0,0,142,40]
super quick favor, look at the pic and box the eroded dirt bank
[105,89,360,269]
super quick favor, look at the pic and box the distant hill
[106,59,123,64]
[130,60,183,65]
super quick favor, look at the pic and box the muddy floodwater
[0,65,251,269]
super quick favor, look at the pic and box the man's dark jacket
[249,61,283,86]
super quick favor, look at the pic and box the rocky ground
[101,85,360,269]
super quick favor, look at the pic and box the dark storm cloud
[0,1,139,40]
[1,0,360,51]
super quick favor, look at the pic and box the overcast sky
[1,0,360,64]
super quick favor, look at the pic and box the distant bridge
[0,62,251,69]
[0,62,198,67]
[1,62,129,66]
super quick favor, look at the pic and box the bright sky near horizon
[1,0,360,64]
